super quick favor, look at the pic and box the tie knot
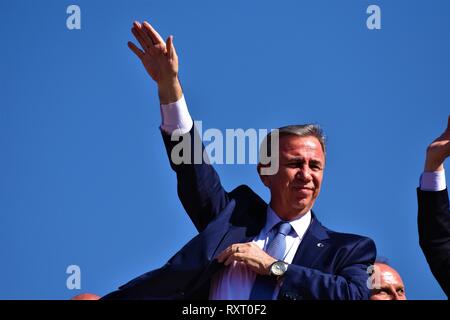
[276,222,292,236]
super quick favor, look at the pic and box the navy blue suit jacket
[418,188,450,298]
[102,127,376,300]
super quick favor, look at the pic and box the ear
[257,163,271,188]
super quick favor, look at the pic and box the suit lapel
[211,201,267,260]
[291,212,330,268]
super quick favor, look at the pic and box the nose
[391,291,406,300]
[296,165,312,183]
[388,286,404,300]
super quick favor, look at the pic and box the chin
[294,197,310,206]
[291,202,309,214]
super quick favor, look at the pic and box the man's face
[259,135,325,220]
[370,263,407,300]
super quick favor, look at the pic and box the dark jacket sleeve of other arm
[161,125,230,232]
[418,188,450,297]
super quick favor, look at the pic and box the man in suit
[418,116,450,298]
[101,21,376,300]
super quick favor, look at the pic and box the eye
[286,162,301,168]
[372,289,387,296]
[397,289,405,295]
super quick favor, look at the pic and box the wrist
[158,77,183,105]
[269,261,289,278]
[424,153,445,172]
[265,257,277,275]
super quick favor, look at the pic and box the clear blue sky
[0,0,449,299]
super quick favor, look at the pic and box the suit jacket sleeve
[161,125,230,232]
[417,188,450,297]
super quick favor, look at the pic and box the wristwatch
[269,261,289,277]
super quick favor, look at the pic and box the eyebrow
[377,284,404,292]
[309,159,323,166]
[287,157,323,163]
[283,158,324,169]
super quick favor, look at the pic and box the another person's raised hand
[128,21,182,104]
[425,116,450,172]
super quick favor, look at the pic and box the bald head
[71,293,101,300]
[370,263,406,300]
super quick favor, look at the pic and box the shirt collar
[264,206,312,239]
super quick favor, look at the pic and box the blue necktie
[249,222,292,300]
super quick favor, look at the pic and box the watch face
[271,261,287,276]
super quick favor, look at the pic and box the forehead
[279,135,325,159]
[378,265,404,286]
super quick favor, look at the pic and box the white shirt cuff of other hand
[420,170,447,191]
[160,95,194,135]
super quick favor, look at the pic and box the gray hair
[259,124,326,160]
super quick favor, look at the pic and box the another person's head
[370,262,407,300]
[71,293,101,300]
[258,124,326,221]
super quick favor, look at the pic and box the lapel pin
[317,242,324,248]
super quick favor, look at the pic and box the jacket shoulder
[320,223,376,249]
[228,184,266,205]
[227,185,267,223]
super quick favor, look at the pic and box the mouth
[292,186,314,192]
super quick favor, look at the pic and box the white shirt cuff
[420,170,447,191]
[160,95,193,135]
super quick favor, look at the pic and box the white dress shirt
[160,95,312,299]
[160,95,193,135]
[209,207,311,300]
[420,170,447,191]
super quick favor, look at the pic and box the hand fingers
[217,244,242,263]
[127,41,145,59]
[132,22,157,55]
[131,26,153,55]
[217,246,232,263]
[223,251,245,266]
[143,21,165,45]
[166,35,175,60]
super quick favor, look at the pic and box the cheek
[274,170,293,185]
[313,174,323,189]
[311,175,323,198]
[285,169,299,181]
